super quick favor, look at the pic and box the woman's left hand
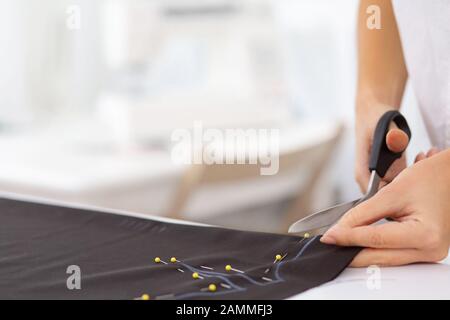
[320,148,450,267]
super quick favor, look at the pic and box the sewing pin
[273,254,285,263]
[154,257,167,264]
[192,272,204,280]
[208,284,217,292]
[225,264,244,273]
[200,284,217,292]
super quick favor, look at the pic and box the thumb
[324,184,402,233]
[386,128,409,153]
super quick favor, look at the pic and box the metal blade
[288,198,360,234]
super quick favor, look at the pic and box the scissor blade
[288,199,360,234]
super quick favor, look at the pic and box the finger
[386,128,409,153]
[382,156,407,182]
[350,248,426,267]
[426,147,440,158]
[331,186,402,228]
[414,151,426,163]
[320,220,424,249]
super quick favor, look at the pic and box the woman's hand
[321,149,450,267]
[354,104,410,193]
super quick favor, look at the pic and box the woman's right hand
[354,104,409,193]
[354,104,440,193]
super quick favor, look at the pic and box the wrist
[355,98,397,133]
[356,84,403,116]
[356,98,395,118]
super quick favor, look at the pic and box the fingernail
[320,225,341,244]
[320,234,336,245]
[415,152,425,163]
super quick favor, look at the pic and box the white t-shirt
[392,0,450,149]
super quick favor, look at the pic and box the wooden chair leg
[166,164,204,220]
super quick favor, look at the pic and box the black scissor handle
[369,110,412,178]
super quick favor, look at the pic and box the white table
[294,257,450,300]
[3,191,449,300]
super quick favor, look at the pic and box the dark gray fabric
[0,197,361,299]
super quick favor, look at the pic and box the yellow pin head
[192,272,199,279]
[170,257,177,263]
[208,284,217,292]
[141,294,150,300]
[304,232,310,239]
[154,257,161,263]
[275,254,282,261]
[225,265,232,271]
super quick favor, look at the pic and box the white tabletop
[2,191,449,300]
[293,256,450,300]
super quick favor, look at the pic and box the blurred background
[0,0,430,233]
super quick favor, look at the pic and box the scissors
[288,110,412,235]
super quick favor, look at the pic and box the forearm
[356,0,407,116]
